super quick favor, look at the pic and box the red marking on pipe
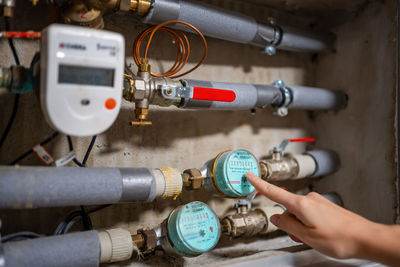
[193,87,236,102]
[289,138,316,143]
[2,32,41,39]
[281,187,287,191]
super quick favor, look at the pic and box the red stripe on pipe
[2,32,41,38]
[193,87,236,102]
[289,138,316,143]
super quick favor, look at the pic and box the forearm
[355,222,400,266]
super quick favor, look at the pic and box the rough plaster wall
[0,0,397,266]
[0,0,315,234]
[312,0,398,224]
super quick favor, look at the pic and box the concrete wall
[0,0,397,265]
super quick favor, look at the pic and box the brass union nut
[182,169,203,190]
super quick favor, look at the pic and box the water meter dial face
[213,149,260,197]
[167,201,221,256]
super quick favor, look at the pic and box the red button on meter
[105,98,117,110]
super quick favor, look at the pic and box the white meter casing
[40,24,124,136]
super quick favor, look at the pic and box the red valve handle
[289,138,316,143]
[192,87,236,102]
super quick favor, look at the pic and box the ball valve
[259,138,341,181]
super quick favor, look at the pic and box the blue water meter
[205,149,260,198]
[165,201,221,256]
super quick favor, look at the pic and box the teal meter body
[164,201,221,256]
[203,149,260,198]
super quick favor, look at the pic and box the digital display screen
[58,65,115,87]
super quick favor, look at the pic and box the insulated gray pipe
[181,79,346,111]
[306,150,341,177]
[2,231,100,267]
[142,0,335,53]
[0,167,158,208]
[289,85,346,110]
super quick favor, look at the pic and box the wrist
[347,219,378,259]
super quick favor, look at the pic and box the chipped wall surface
[0,0,398,266]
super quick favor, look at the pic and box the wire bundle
[132,20,208,79]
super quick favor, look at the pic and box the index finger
[246,171,299,210]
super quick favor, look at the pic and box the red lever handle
[289,138,316,143]
[192,87,236,102]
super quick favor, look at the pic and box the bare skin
[246,171,400,267]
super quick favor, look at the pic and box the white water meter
[40,24,124,136]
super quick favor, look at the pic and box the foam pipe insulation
[141,0,335,53]
[180,79,346,111]
[0,166,182,208]
[2,228,135,266]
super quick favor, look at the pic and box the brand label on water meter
[214,149,259,197]
[168,202,220,255]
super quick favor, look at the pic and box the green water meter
[203,149,260,198]
[161,201,221,256]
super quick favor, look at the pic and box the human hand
[246,171,376,259]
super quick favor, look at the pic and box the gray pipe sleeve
[2,231,100,267]
[0,167,157,208]
[142,0,334,53]
[181,79,346,111]
[288,85,347,111]
[181,79,282,109]
[305,150,341,177]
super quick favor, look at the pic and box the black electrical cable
[80,206,92,231]
[82,135,97,167]
[65,135,98,231]
[0,17,21,149]
[8,131,59,165]
[66,135,84,167]
[2,231,41,243]
[0,95,19,149]
[54,205,111,235]
[4,17,20,65]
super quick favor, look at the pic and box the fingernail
[246,171,254,178]
[270,215,280,226]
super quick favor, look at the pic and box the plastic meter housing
[203,149,260,198]
[162,201,221,256]
[40,24,124,136]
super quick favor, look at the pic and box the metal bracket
[160,85,193,100]
[273,79,292,117]
[263,18,283,56]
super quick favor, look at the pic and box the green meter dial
[212,149,260,197]
[167,201,221,256]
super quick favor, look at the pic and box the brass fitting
[139,59,151,72]
[62,0,104,29]
[130,0,151,16]
[130,108,152,126]
[3,6,13,17]
[182,169,203,190]
[134,228,158,254]
[131,233,145,249]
